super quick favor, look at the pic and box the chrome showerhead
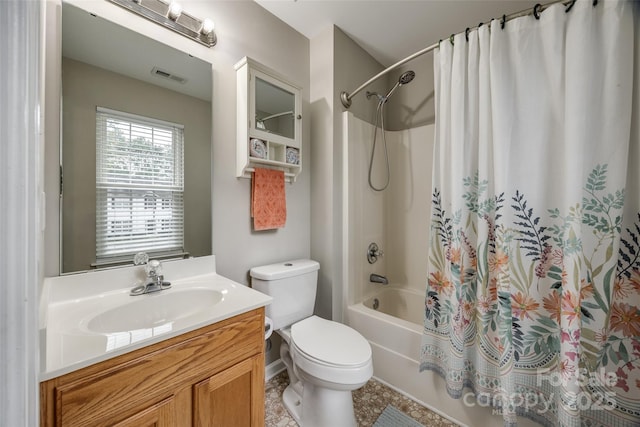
[398,70,415,85]
[384,70,416,99]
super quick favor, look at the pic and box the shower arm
[339,0,571,109]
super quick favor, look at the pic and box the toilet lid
[291,316,371,367]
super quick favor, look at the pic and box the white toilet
[250,259,373,427]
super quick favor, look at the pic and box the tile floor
[265,371,459,427]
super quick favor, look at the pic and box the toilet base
[282,380,357,427]
[282,383,303,424]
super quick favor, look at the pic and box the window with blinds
[96,107,184,260]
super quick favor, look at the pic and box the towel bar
[243,167,296,183]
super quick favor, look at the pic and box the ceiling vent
[151,67,187,84]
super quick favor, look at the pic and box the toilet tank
[250,259,320,330]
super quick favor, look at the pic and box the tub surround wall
[344,112,388,305]
[385,123,434,293]
[345,113,433,304]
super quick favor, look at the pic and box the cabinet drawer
[41,309,264,426]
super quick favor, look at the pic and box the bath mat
[373,405,425,427]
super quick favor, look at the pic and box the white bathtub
[346,287,540,427]
[347,287,424,376]
[362,287,425,326]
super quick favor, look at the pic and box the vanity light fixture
[201,18,215,36]
[107,0,217,48]
[167,2,182,20]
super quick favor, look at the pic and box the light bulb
[201,18,215,35]
[167,2,182,20]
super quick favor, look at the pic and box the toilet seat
[292,316,371,367]
[290,316,373,385]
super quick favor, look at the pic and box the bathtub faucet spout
[370,273,389,285]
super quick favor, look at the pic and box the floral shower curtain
[420,1,638,426]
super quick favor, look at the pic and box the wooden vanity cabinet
[40,308,266,427]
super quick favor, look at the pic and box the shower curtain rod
[340,0,575,109]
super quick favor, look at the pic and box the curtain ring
[449,34,455,45]
[593,0,598,6]
[500,14,506,30]
[533,3,542,20]
[565,0,576,12]
[478,22,483,29]
[465,27,470,42]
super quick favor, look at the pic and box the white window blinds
[96,107,184,260]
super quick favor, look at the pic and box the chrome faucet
[369,273,389,285]
[147,259,165,286]
[130,254,172,296]
[367,242,384,264]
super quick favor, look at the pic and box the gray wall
[206,1,311,285]
[309,25,436,322]
[61,58,212,272]
[309,26,389,322]
[44,0,310,365]
[309,27,335,321]
[205,3,311,365]
[46,0,311,275]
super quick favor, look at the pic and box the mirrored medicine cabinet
[235,57,302,183]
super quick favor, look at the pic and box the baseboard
[265,358,286,381]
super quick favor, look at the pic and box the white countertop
[40,256,271,381]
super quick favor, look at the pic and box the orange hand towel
[251,168,287,231]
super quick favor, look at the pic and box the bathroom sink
[43,267,273,378]
[87,288,224,333]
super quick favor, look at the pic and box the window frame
[95,107,185,262]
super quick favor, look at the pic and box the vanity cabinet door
[40,308,265,427]
[112,397,175,427]
[193,354,264,427]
